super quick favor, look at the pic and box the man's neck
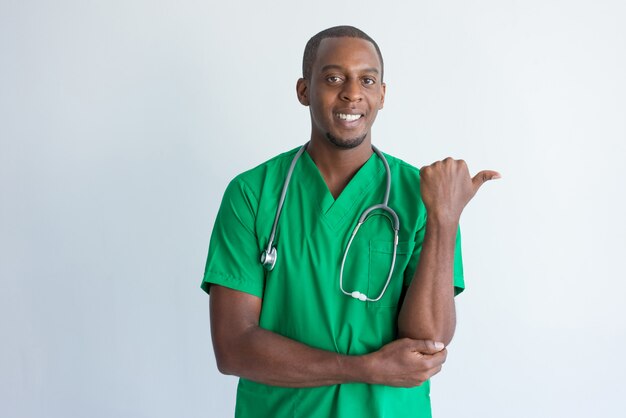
[306,138,374,199]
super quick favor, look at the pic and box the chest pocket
[368,240,415,308]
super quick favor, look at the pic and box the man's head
[297,26,386,150]
[302,26,384,82]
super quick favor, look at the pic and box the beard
[325,132,367,149]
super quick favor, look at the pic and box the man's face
[298,37,386,149]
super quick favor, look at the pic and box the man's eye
[362,78,375,85]
[326,76,342,83]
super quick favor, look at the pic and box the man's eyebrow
[319,64,380,74]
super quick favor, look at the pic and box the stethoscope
[260,143,400,302]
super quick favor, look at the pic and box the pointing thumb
[472,170,501,192]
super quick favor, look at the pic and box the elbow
[214,348,239,376]
[397,323,455,347]
[439,332,455,348]
[212,329,257,377]
[212,336,244,376]
[214,354,231,375]
[216,362,236,376]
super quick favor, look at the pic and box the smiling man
[201,26,499,417]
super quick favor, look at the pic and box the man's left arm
[397,158,499,346]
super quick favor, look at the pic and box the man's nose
[340,79,363,102]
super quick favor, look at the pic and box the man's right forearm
[209,285,445,388]
[214,324,369,387]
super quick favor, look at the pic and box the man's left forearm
[397,218,458,346]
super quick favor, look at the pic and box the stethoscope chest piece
[260,247,277,271]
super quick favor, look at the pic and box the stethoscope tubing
[260,142,401,303]
[264,145,307,256]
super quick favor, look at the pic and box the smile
[335,113,362,122]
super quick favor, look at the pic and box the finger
[431,348,448,365]
[415,361,444,385]
[420,348,448,368]
[472,170,501,192]
[411,340,445,355]
[426,364,444,380]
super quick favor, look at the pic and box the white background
[2,0,625,417]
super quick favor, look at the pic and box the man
[201,26,499,417]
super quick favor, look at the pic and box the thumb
[412,340,446,355]
[472,170,501,192]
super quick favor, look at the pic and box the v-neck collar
[297,149,386,230]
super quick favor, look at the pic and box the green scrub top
[202,146,464,418]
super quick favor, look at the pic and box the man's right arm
[210,284,447,388]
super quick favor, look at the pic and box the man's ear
[379,82,386,110]
[296,78,309,106]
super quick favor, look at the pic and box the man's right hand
[363,338,447,387]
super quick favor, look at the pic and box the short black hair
[302,26,384,81]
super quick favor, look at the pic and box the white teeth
[336,113,362,121]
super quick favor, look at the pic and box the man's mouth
[335,113,363,122]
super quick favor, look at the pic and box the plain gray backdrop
[2,0,625,417]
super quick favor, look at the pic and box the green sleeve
[200,178,265,298]
[404,225,465,296]
[452,227,465,295]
